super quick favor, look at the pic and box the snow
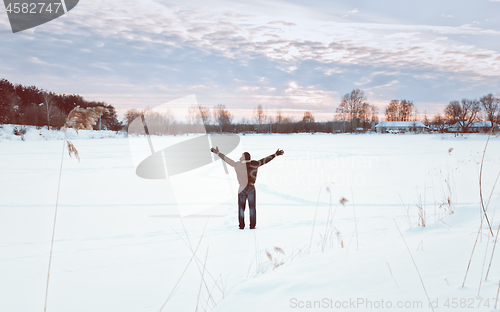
[375,121,426,128]
[1,130,500,312]
[449,121,496,131]
[0,124,126,141]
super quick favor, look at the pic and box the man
[210,146,284,229]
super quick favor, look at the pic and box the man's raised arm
[211,146,237,167]
[258,149,284,167]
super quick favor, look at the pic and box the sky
[1,0,500,122]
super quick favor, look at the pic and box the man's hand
[276,149,284,156]
[211,146,219,154]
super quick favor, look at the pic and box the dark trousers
[238,185,256,228]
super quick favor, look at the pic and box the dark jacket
[218,152,276,187]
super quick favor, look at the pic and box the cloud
[276,81,338,108]
[267,21,296,27]
[24,0,499,81]
[238,85,261,92]
[364,80,399,90]
[461,21,480,27]
[342,8,359,17]
[3,0,500,121]
[30,57,47,64]
[90,62,113,71]
[315,66,344,75]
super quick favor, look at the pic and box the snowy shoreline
[2,124,500,142]
[0,124,126,141]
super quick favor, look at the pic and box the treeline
[125,89,381,135]
[439,95,500,132]
[4,77,497,135]
[125,104,336,135]
[0,79,122,130]
[126,114,337,135]
[382,93,500,133]
[334,89,379,131]
[124,87,499,135]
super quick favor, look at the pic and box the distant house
[448,121,496,133]
[375,121,427,133]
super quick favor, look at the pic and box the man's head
[240,152,251,162]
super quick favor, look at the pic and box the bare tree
[399,100,415,121]
[144,109,175,135]
[276,108,283,124]
[422,111,430,126]
[385,99,416,121]
[303,111,314,123]
[370,105,379,123]
[336,89,379,131]
[186,105,211,133]
[187,104,198,124]
[444,100,461,122]
[267,114,273,133]
[358,102,370,123]
[253,104,269,132]
[213,104,232,133]
[480,93,499,129]
[274,108,284,132]
[337,89,368,121]
[385,100,399,121]
[253,105,267,125]
[42,91,57,129]
[444,99,481,133]
[432,114,446,132]
[198,105,211,126]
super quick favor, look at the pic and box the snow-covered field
[1,129,500,312]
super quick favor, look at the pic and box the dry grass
[309,185,347,252]
[166,219,227,312]
[439,179,454,215]
[308,185,324,253]
[350,187,359,251]
[66,141,80,161]
[485,223,500,281]
[463,130,497,289]
[431,173,455,225]
[394,220,434,312]
[63,106,108,161]
[495,281,500,309]
[248,245,307,277]
[319,198,344,251]
[308,185,353,252]
[386,262,400,288]
[416,194,426,227]
[402,177,454,229]
[195,248,209,312]
[309,183,349,253]
[339,197,348,206]
[398,192,413,228]
[435,147,456,222]
[249,233,306,277]
[44,106,109,312]
[478,130,495,236]
[274,247,285,255]
[63,106,108,133]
